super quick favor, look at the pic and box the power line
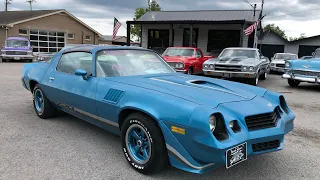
[242,0,255,8]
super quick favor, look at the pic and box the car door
[45,51,99,116]
[195,50,203,73]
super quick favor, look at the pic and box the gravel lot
[0,62,320,180]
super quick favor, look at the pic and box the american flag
[112,18,122,40]
[244,20,259,36]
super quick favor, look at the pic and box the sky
[1,0,320,38]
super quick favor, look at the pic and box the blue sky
[1,0,319,38]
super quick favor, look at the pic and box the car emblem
[302,65,311,68]
[268,102,272,107]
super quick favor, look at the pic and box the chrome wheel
[34,89,44,114]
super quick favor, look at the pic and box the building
[98,35,131,46]
[126,10,261,55]
[0,9,101,53]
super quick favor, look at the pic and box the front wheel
[121,113,168,174]
[259,72,267,80]
[187,67,193,75]
[33,85,57,119]
[288,79,300,87]
[248,75,259,86]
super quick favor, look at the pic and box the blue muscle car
[21,45,295,174]
[282,48,320,86]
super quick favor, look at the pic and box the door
[45,51,98,116]
[258,44,285,60]
[298,45,320,58]
[195,49,204,73]
[207,30,240,54]
[148,29,169,54]
[183,28,199,47]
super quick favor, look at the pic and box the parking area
[0,62,320,180]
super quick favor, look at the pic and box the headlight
[209,64,215,70]
[1,50,5,55]
[209,115,216,132]
[203,64,209,69]
[179,63,184,68]
[249,66,254,71]
[285,61,291,68]
[242,66,248,71]
[271,63,275,66]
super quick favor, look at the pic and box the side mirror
[75,69,88,80]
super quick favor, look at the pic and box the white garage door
[29,29,66,53]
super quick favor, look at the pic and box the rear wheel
[33,85,57,119]
[288,79,300,87]
[121,113,168,174]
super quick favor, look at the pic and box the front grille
[214,64,242,72]
[292,70,320,77]
[252,140,280,152]
[5,51,28,55]
[276,64,284,68]
[245,107,280,131]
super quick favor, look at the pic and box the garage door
[298,45,320,58]
[29,29,66,53]
[258,44,285,59]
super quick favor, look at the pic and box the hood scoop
[219,58,230,63]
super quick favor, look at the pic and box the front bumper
[282,73,320,83]
[1,55,33,60]
[270,66,285,72]
[203,70,256,78]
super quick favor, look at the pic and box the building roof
[100,35,125,41]
[290,34,320,43]
[131,10,260,24]
[0,9,101,36]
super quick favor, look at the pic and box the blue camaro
[283,48,320,86]
[21,45,295,174]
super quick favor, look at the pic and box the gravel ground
[0,62,319,180]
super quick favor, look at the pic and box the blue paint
[127,126,151,163]
[21,46,295,174]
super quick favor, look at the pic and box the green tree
[288,33,306,41]
[264,23,287,39]
[131,0,161,41]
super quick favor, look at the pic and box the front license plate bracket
[226,142,247,169]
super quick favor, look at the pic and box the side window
[196,50,202,58]
[57,52,92,75]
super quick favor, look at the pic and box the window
[57,52,92,75]
[196,50,202,58]
[207,30,240,53]
[19,29,28,36]
[85,35,91,41]
[29,29,65,53]
[68,33,75,40]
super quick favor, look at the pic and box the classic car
[282,48,320,86]
[1,36,33,62]
[300,56,313,60]
[162,47,214,75]
[22,46,295,174]
[270,53,298,73]
[33,52,56,62]
[203,48,270,86]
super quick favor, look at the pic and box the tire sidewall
[187,68,193,75]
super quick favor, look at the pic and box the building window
[29,29,65,53]
[19,29,28,36]
[68,33,75,40]
[85,35,91,41]
[207,30,240,53]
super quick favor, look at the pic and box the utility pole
[253,3,258,48]
[148,0,151,10]
[259,0,265,51]
[26,0,36,11]
[4,0,12,11]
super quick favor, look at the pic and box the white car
[270,53,298,73]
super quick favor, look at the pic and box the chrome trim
[289,69,320,73]
[73,107,119,127]
[166,144,215,170]
[175,69,186,72]
[282,73,320,83]
[203,70,255,74]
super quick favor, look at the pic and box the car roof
[225,47,258,50]
[275,53,296,55]
[62,45,149,54]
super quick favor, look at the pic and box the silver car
[270,53,298,73]
[203,48,270,86]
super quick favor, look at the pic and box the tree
[288,33,306,41]
[131,0,161,41]
[264,23,287,39]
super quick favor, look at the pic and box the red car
[162,47,214,75]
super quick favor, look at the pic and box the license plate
[14,57,20,60]
[222,73,231,78]
[226,142,247,169]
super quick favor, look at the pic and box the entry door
[148,29,169,54]
[45,52,98,116]
[183,28,199,47]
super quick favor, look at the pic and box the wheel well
[29,80,38,92]
[118,108,159,130]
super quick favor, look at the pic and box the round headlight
[285,61,291,68]
[249,66,254,71]
[209,115,216,132]
[204,64,209,69]
[179,63,184,68]
[271,63,275,66]
[175,63,179,68]
[209,64,214,69]
[242,66,248,71]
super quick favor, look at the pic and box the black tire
[32,84,57,119]
[248,75,259,86]
[2,59,6,62]
[288,79,300,87]
[187,67,193,75]
[121,113,168,174]
[259,71,267,80]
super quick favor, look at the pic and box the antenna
[26,0,36,11]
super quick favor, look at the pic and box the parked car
[282,48,320,86]
[21,45,295,175]
[0,36,33,62]
[300,56,313,60]
[162,47,214,75]
[203,47,270,86]
[270,53,298,73]
[33,52,56,62]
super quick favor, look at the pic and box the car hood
[162,56,193,63]
[289,59,320,71]
[108,73,267,107]
[204,57,258,66]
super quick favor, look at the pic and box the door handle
[49,77,54,82]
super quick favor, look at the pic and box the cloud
[0,0,319,38]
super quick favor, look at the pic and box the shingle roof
[0,9,62,25]
[136,10,260,23]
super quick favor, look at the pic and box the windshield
[219,49,257,59]
[275,54,297,60]
[314,50,320,58]
[6,40,29,47]
[96,50,175,77]
[162,48,194,57]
